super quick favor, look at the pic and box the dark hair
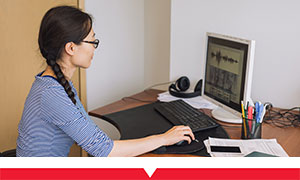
[38,6,93,104]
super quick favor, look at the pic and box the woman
[16,6,194,157]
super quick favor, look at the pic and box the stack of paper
[157,92,218,110]
[204,137,289,157]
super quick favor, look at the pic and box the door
[0,0,84,156]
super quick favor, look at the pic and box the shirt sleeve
[40,85,114,157]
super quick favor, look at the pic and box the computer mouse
[175,140,186,146]
[176,139,199,146]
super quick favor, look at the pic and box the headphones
[169,76,203,98]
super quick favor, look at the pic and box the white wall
[85,0,299,112]
[85,0,145,111]
[170,0,300,108]
[144,0,171,90]
[85,0,172,138]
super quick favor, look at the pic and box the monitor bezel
[202,32,255,123]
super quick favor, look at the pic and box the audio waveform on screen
[211,50,238,65]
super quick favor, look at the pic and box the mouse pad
[152,125,229,156]
[100,101,229,156]
[152,139,204,154]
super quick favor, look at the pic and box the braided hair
[38,6,93,104]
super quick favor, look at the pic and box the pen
[251,118,256,135]
[248,106,253,133]
[244,101,248,119]
[246,101,249,111]
[255,102,260,123]
[241,101,247,137]
[259,104,264,123]
[249,106,256,135]
[241,101,245,118]
[260,104,268,123]
[245,103,249,138]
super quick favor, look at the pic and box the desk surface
[89,89,300,157]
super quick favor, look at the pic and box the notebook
[245,151,278,157]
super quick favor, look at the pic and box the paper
[204,137,289,157]
[158,92,218,110]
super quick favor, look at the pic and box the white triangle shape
[143,168,157,178]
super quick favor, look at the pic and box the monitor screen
[203,32,255,124]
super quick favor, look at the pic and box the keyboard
[154,100,219,133]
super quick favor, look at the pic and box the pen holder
[241,117,262,139]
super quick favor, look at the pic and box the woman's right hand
[159,125,195,146]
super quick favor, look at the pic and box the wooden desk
[89,89,300,157]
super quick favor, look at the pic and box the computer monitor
[203,32,255,124]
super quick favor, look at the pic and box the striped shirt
[17,73,113,157]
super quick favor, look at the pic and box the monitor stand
[211,107,242,124]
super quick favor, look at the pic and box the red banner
[1,168,300,180]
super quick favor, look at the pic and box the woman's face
[71,28,97,69]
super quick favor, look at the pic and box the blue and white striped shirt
[17,73,113,157]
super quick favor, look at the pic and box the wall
[144,0,171,90]
[85,0,145,139]
[170,0,300,108]
[85,0,145,111]
[85,0,299,114]
[85,0,171,139]
[85,0,171,110]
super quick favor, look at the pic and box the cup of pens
[241,101,265,139]
[241,117,262,139]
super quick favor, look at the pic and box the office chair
[0,149,16,157]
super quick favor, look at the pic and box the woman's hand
[159,125,195,146]
[109,125,195,157]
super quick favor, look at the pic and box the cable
[264,107,300,128]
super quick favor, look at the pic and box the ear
[64,42,76,56]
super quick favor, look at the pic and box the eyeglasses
[82,39,100,49]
